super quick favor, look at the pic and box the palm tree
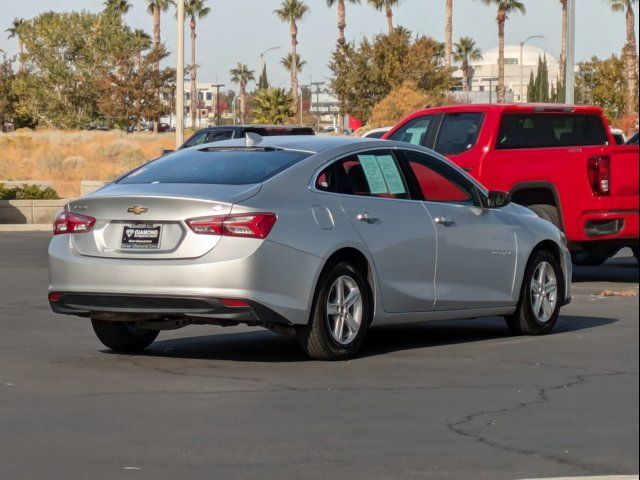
[147,1,175,52]
[453,37,483,92]
[230,63,256,124]
[184,0,211,128]
[367,0,400,34]
[6,18,26,72]
[444,0,453,68]
[327,0,360,54]
[480,0,526,103]
[559,0,567,95]
[103,0,132,20]
[281,53,308,74]
[132,29,152,65]
[274,0,309,109]
[251,88,296,124]
[606,0,638,115]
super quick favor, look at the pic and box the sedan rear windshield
[118,148,311,185]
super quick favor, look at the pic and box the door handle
[434,216,456,227]
[356,213,378,224]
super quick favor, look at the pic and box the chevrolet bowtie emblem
[127,206,148,215]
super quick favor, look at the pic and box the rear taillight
[53,212,96,235]
[587,156,611,196]
[186,213,277,239]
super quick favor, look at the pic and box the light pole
[565,0,576,104]
[520,34,544,102]
[259,46,280,88]
[175,0,185,148]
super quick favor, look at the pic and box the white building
[162,82,233,129]
[452,44,560,103]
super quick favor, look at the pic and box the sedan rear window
[118,149,311,185]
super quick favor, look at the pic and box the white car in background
[362,127,392,139]
[610,128,627,145]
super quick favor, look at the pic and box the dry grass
[0,130,176,198]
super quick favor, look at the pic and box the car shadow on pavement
[138,315,616,362]
[572,256,639,284]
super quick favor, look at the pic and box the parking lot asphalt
[0,232,638,480]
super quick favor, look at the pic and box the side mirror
[485,190,511,208]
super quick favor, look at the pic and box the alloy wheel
[326,275,363,345]
[530,261,558,323]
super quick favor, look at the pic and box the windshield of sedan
[118,148,311,185]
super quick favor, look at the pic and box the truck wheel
[632,247,639,263]
[91,319,159,352]
[528,204,561,229]
[296,261,372,360]
[506,249,562,336]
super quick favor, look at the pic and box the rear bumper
[49,292,291,325]
[48,235,323,325]
[574,210,639,245]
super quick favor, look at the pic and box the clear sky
[1,0,638,93]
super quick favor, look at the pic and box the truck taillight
[186,213,277,239]
[587,156,610,196]
[53,212,96,235]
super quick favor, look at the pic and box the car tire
[296,261,372,360]
[632,247,639,263]
[91,319,159,353]
[528,204,561,229]
[505,249,563,336]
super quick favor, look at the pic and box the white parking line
[520,476,638,480]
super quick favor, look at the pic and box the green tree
[103,0,132,20]
[251,87,296,124]
[480,0,526,102]
[184,0,211,128]
[274,0,309,108]
[453,36,482,92]
[281,53,308,74]
[527,71,535,102]
[577,54,631,120]
[330,31,454,122]
[368,0,401,34]
[12,10,163,129]
[327,0,360,54]
[5,18,26,72]
[229,63,256,124]
[258,63,269,90]
[0,54,16,125]
[98,46,175,130]
[605,0,638,115]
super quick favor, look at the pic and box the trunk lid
[68,183,261,259]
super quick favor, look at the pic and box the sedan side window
[183,130,209,148]
[206,131,234,142]
[317,151,410,199]
[400,150,476,205]
[387,116,433,147]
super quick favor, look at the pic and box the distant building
[452,44,560,103]
[162,83,232,129]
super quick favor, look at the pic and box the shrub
[0,184,59,200]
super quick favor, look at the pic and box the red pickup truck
[384,104,639,265]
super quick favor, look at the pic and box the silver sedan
[48,136,572,360]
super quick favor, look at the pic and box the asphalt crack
[446,370,631,474]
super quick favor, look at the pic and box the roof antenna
[245,132,263,147]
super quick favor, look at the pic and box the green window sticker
[376,155,406,194]
[357,154,388,194]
